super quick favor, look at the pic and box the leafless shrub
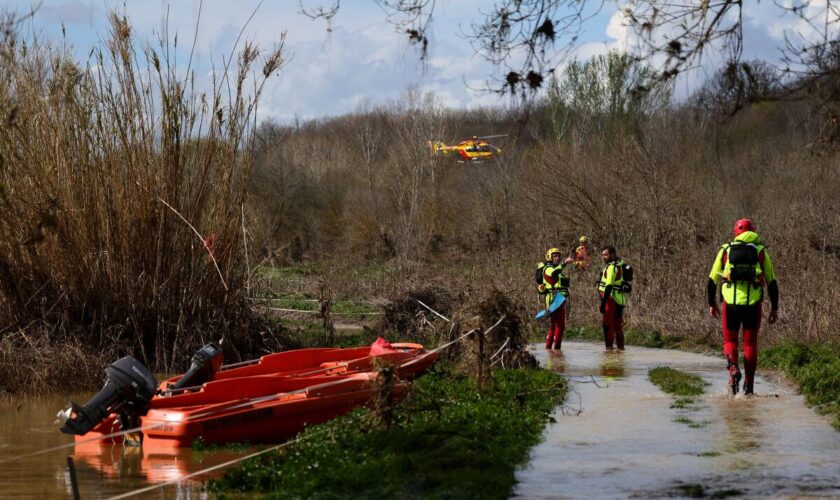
[0,330,107,396]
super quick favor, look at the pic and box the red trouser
[545,303,566,350]
[601,296,624,349]
[722,302,761,389]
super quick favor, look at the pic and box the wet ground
[0,393,247,499]
[514,341,840,499]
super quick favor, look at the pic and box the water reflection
[73,444,241,483]
[600,350,625,378]
[718,397,763,472]
[0,394,247,498]
[73,444,143,479]
[544,350,565,374]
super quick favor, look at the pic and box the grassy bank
[211,367,565,498]
[763,342,840,430]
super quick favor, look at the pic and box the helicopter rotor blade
[471,134,508,140]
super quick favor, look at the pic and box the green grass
[267,292,380,316]
[258,263,397,283]
[273,318,380,348]
[648,367,706,397]
[210,367,566,499]
[763,342,840,430]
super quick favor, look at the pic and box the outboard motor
[168,342,223,391]
[58,356,157,435]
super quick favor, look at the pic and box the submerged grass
[670,397,697,410]
[649,367,706,397]
[763,342,840,430]
[211,367,566,498]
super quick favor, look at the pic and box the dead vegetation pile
[378,286,537,385]
[379,286,458,340]
[474,289,537,369]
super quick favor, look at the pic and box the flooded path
[0,394,248,499]
[514,341,840,498]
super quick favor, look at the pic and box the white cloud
[16,0,836,118]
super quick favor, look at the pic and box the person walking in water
[598,246,629,350]
[708,218,779,396]
[536,248,573,350]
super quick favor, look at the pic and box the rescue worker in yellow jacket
[537,248,574,350]
[598,246,628,350]
[708,218,779,396]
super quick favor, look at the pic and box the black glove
[768,280,779,312]
[599,301,606,315]
[707,278,718,308]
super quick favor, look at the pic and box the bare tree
[693,59,782,116]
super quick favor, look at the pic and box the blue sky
[3,1,818,122]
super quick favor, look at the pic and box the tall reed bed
[0,11,285,392]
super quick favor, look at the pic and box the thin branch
[158,197,228,291]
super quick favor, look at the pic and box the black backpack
[726,242,759,282]
[618,260,634,293]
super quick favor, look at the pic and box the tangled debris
[463,289,537,374]
[379,286,457,340]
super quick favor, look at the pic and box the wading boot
[728,364,742,396]
[616,332,625,351]
[725,355,742,396]
[743,378,754,396]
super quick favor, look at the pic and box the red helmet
[733,218,755,236]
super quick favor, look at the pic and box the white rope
[415,299,451,323]
[431,328,478,353]
[428,315,506,354]
[158,198,228,291]
[490,337,511,360]
[106,412,364,500]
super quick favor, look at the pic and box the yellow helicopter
[428,135,506,162]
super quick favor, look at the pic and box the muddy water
[515,341,840,499]
[0,394,248,499]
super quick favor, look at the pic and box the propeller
[469,134,508,140]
